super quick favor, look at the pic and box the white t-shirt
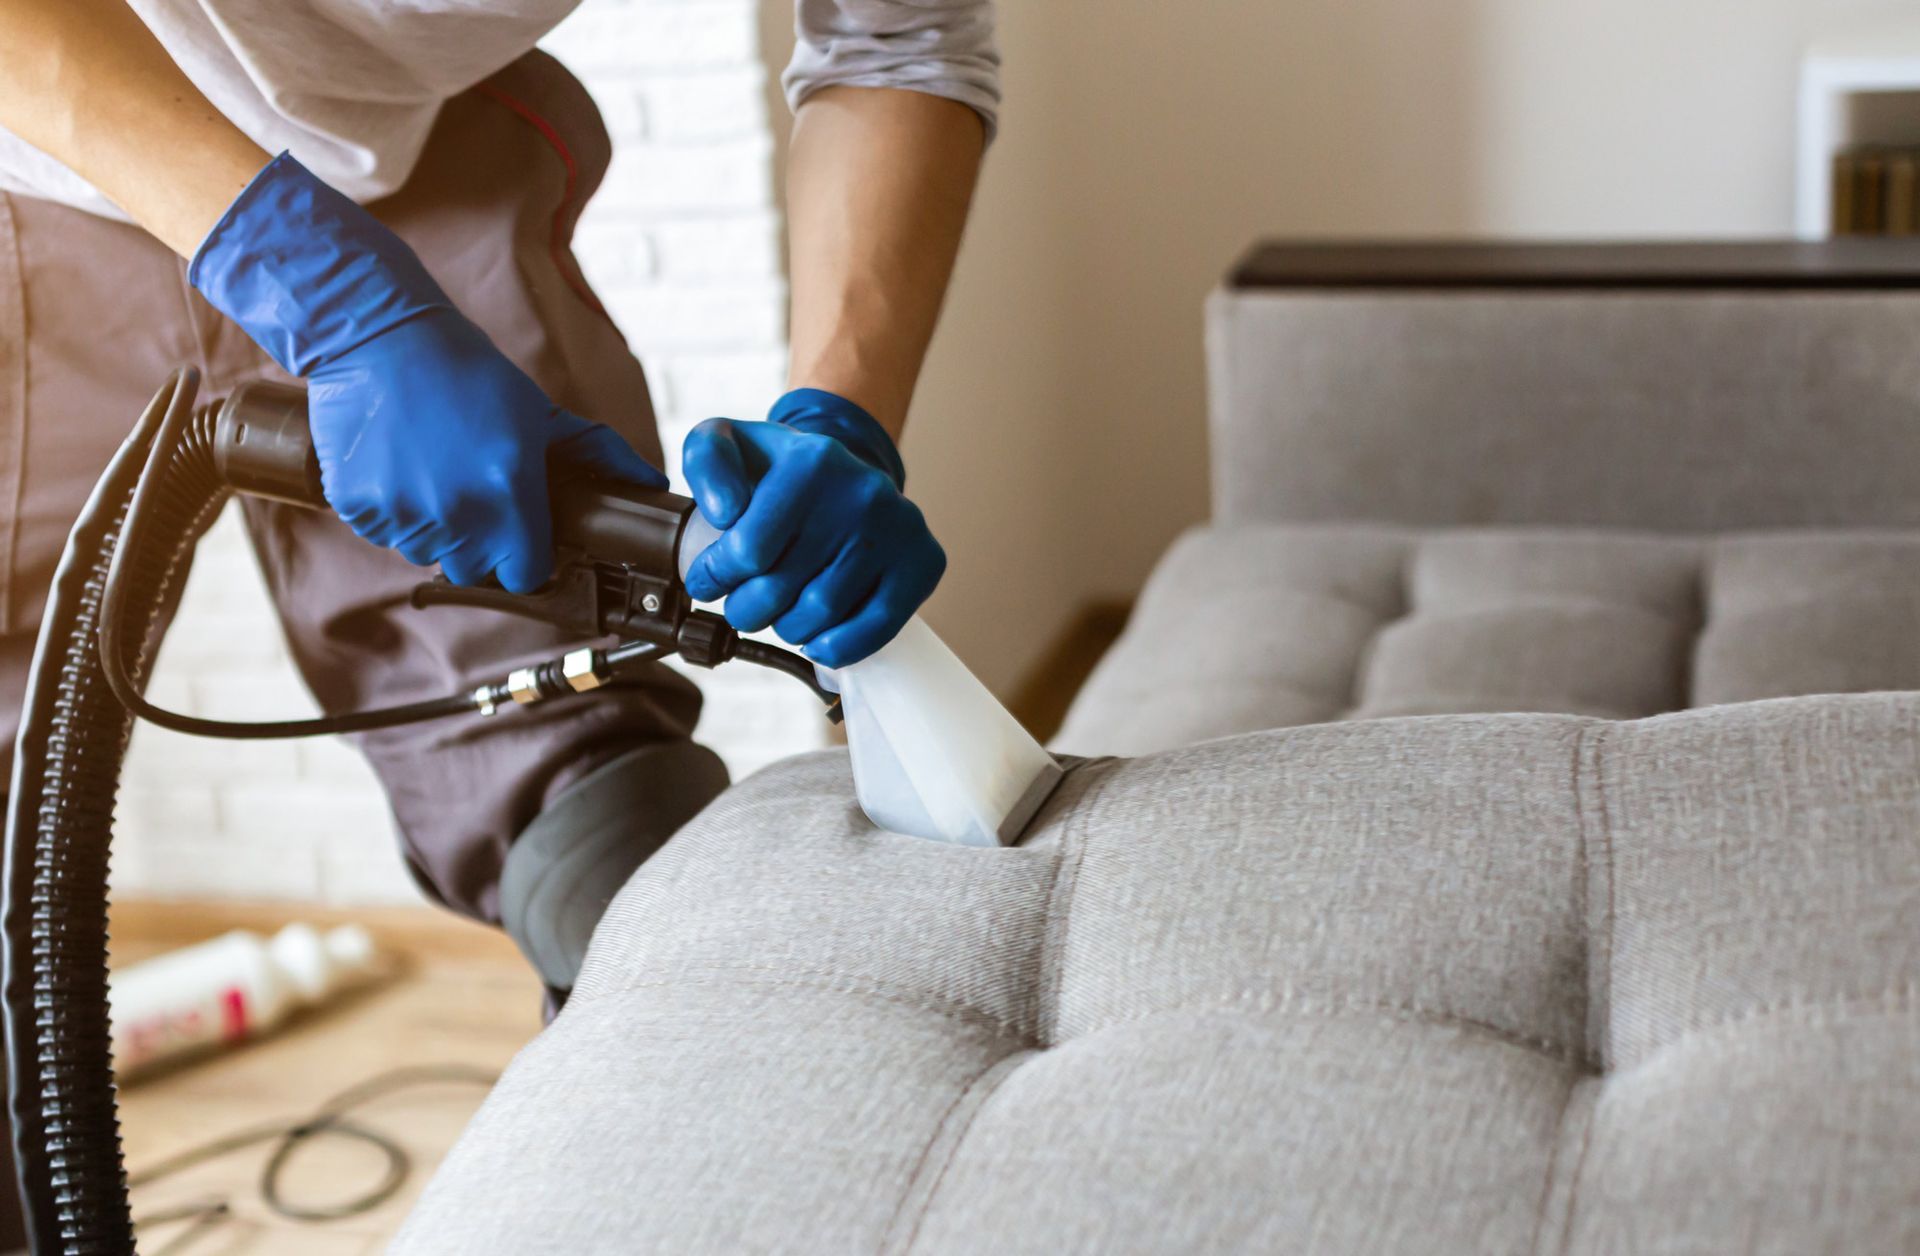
[0,0,999,220]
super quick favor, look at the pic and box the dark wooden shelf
[1228,239,1920,291]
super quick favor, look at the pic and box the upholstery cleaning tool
[109,923,379,1081]
[821,621,1061,847]
[3,367,1057,1252]
[677,522,1062,848]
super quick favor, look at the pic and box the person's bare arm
[0,0,268,256]
[783,86,985,439]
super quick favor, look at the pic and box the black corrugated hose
[4,367,217,1254]
[0,367,845,1253]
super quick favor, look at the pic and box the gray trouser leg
[500,740,729,995]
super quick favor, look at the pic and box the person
[0,0,992,1235]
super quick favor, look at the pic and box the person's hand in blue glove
[681,389,945,668]
[190,153,664,592]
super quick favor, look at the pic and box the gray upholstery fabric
[395,693,1920,1254]
[1056,525,1920,756]
[394,282,1920,1253]
[1207,291,1920,531]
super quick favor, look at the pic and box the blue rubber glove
[681,389,945,668]
[190,153,664,593]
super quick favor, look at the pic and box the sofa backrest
[1208,240,1920,530]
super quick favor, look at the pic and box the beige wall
[770,0,1898,695]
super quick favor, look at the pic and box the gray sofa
[396,242,1920,1254]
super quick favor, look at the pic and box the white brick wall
[115,0,824,905]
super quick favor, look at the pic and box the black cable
[735,638,843,716]
[87,385,678,739]
[143,1202,230,1256]
[605,639,667,668]
[95,372,841,739]
[7,367,838,1253]
[128,1063,497,1249]
[89,382,835,737]
[96,383,487,740]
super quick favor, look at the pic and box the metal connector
[562,647,608,693]
[507,667,542,705]
[473,685,499,717]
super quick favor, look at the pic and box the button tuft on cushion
[1593,696,1920,1070]
[1061,525,1920,756]
[1055,526,1408,755]
[1040,720,1594,1061]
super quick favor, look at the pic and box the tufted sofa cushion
[396,686,1920,1254]
[394,522,1920,1253]
[1054,526,1920,756]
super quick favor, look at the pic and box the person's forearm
[785,87,985,439]
[0,0,268,256]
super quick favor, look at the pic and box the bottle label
[114,985,251,1074]
[222,987,251,1041]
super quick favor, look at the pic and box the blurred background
[114,0,1912,905]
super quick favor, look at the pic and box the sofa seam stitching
[1526,1075,1586,1256]
[1341,537,1415,716]
[882,1049,1035,1256]
[1569,718,1598,1069]
[1036,821,1086,1046]
[1528,722,1595,1256]
[598,970,1599,1065]
[1592,721,1617,1067]
[1100,994,1586,1063]
[1552,1083,1601,1256]
[1028,847,1069,1042]
[1036,762,1123,1046]
[1555,720,1614,1255]
[592,967,1029,1041]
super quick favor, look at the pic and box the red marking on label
[220,987,249,1041]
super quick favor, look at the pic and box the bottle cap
[323,924,378,974]
[269,922,381,1000]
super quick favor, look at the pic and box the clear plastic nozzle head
[676,512,1061,847]
[826,617,1062,847]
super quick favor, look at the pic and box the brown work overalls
[0,51,718,928]
[0,50,735,1244]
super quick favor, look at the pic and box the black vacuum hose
[4,368,218,1253]
[96,383,481,741]
[0,368,844,1252]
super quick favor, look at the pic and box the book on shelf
[1889,153,1917,237]
[1833,144,1920,236]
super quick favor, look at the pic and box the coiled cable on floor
[127,1062,496,1254]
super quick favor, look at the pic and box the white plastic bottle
[110,923,381,1079]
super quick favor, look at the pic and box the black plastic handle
[212,380,695,575]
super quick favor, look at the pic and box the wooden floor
[111,898,542,1255]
